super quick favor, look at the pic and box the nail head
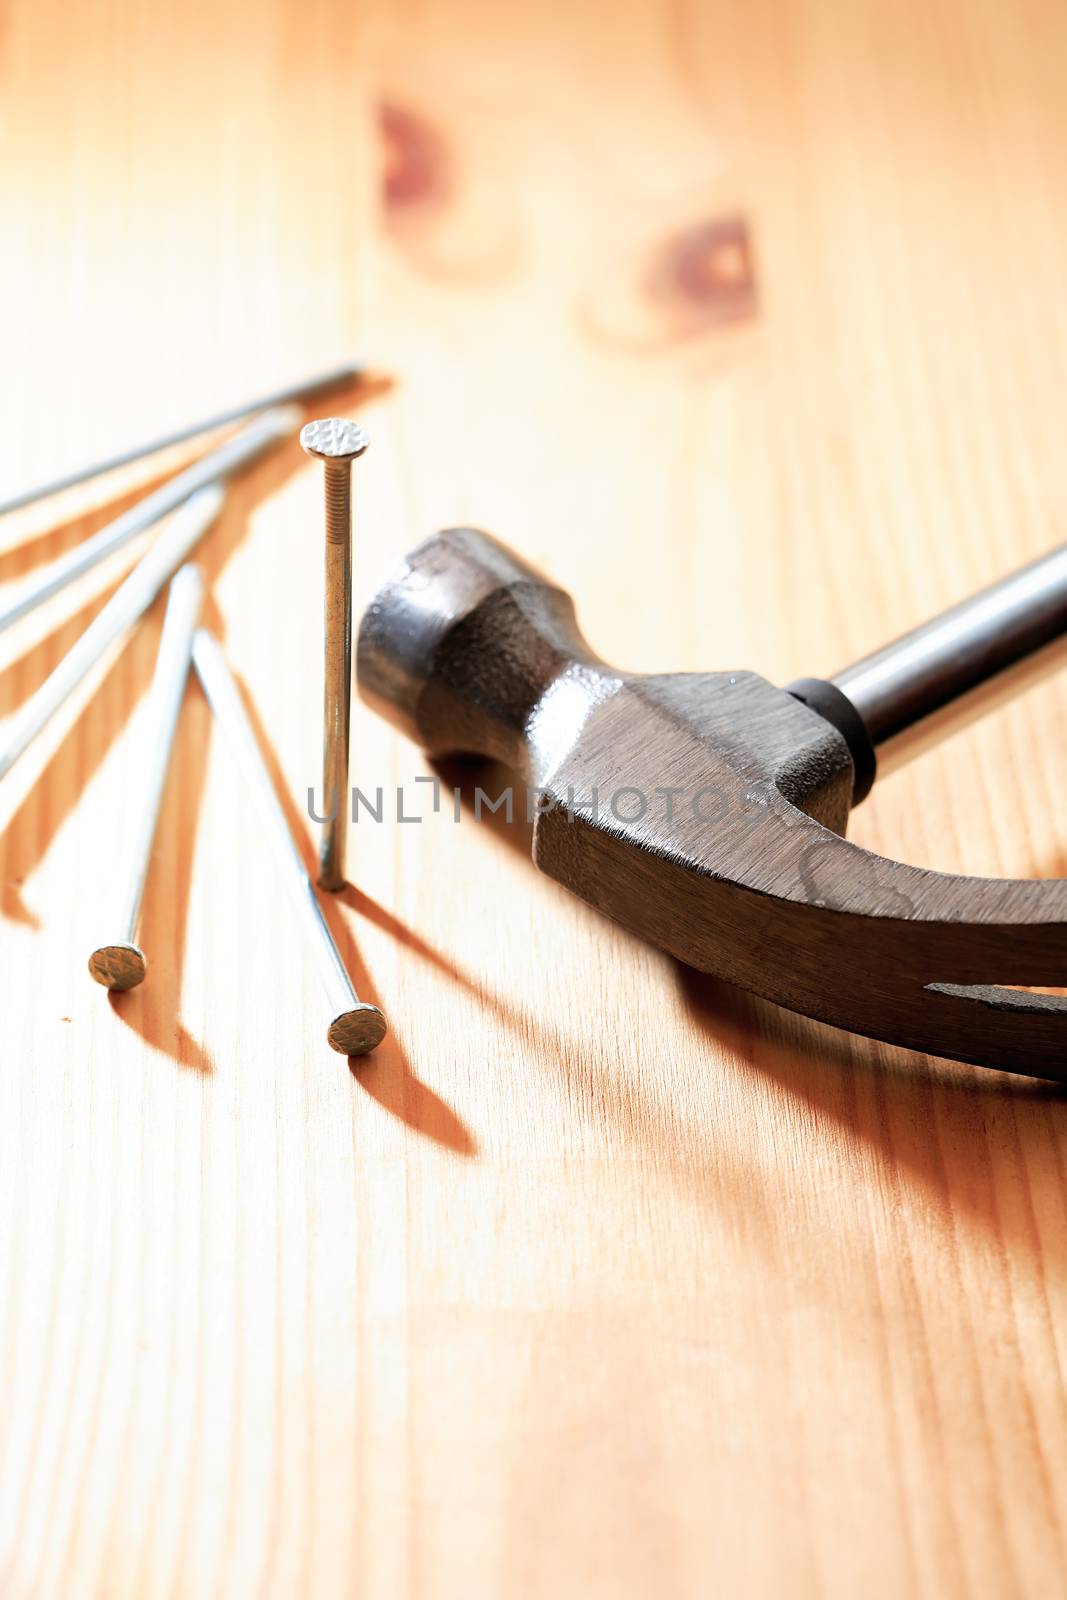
[300,417,370,462]
[327,1003,387,1056]
[88,942,148,990]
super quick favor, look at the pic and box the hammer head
[358,528,1067,1080]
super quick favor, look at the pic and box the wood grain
[2,0,1067,1594]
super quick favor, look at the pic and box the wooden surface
[2,0,1067,1595]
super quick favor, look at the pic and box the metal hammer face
[358,528,1067,1079]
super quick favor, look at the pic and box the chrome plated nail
[300,417,370,892]
[0,405,299,636]
[0,366,361,520]
[88,564,204,990]
[191,628,386,1056]
[0,485,223,782]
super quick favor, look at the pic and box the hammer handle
[830,542,1067,776]
[361,528,1067,805]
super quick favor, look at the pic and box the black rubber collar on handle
[786,677,878,807]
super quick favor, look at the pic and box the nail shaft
[88,564,204,990]
[190,628,386,1056]
[0,405,299,637]
[322,462,353,889]
[0,485,223,783]
[0,365,360,519]
[300,418,369,892]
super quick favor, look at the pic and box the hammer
[357,529,1067,1079]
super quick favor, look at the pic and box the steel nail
[300,416,370,892]
[0,366,361,520]
[88,563,205,990]
[0,484,223,783]
[191,627,386,1056]
[0,405,299,637]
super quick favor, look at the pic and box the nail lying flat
[0,485,223,783]
[0,405,300,637]
[0,365,359,520]
[88,563,205,990]
[191,628,386,1056]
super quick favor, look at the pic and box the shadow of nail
[108,988,213,1075]
[0,630,151,925]
[225,661,477,1154]
[0,465,193,581]
[103,683,214,1075]
[355,1032,477,1156]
